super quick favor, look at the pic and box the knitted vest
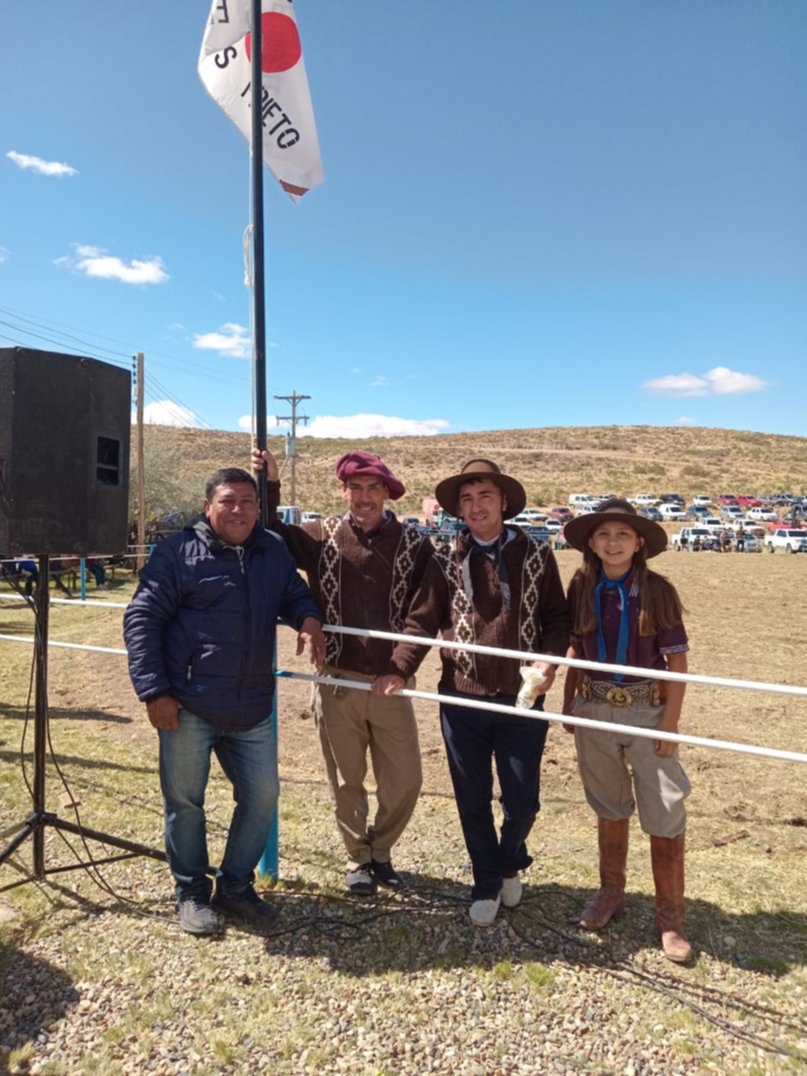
[319,517,424,664]
[432,534,550,678]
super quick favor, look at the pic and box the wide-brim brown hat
[563,497,668,558]
[435,458,526,520]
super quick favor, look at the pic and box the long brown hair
[571,543,684,637]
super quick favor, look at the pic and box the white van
[569,494,594,508]
[277,505,302,525]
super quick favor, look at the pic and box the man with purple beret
[254,446,434,895]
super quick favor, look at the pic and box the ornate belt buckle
[606,686,632,708]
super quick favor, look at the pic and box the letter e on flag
[198,0,323,201]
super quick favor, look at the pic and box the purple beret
[335,451,405,500]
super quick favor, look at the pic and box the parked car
[671,526,712,551]
[544,518,562,533]
[720,505,743,521]
[524,525,551,543]
[686,506,710,520]
[692,494,712,506]
[659,493,685,505]
[630,494,659,506]
[737,495,763,508]
[766,528,807,553]
[658,503,686,521]
[747,507,777,522]
[718,494,738,505]
[638,507,663,521]
[549,505,573,520]
[701,517,724,531]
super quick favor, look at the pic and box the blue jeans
[158,709,278,901]
[439,683,549,901]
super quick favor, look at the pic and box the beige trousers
[572,696,691,838]
[313,666,423,868]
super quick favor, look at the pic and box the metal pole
[250,0,268,527]
[135,352,146,572]
[33,554,50,877]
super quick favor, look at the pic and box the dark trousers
[439,682,549,901]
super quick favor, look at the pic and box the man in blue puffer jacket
[124,467,324,935]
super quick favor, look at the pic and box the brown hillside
[140,424,807,518]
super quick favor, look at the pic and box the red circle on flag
[245,13,301,73]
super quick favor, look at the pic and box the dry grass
[1,533,806,1072]
[142,423,807,519]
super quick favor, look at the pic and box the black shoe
[346,863,375,896]
[371,859,403,890]
[177,896,224,936]
[212,885,278,929]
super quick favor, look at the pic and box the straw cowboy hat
[563,497,668,558]
[435,458,527,520]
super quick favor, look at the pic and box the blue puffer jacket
[123,515,322,730]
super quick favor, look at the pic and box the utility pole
[134,353,146,572]
[274,391,310,505]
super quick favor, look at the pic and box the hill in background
[138,424,807,519]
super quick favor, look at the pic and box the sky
[1,2,805,440]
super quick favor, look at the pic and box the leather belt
[580,676,663,708]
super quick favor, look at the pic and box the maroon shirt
[568,574,688,684]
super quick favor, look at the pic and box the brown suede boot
[650,832,692,963]
[580,817,629,930]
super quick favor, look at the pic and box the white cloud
[673,416,697,426]
[350,367,362,375]
[703,365,770,395]
[370,375,388,388]
[56,243,168,285]
[237,415,288,434]
[0,247,8,264]
[193,322,251,358]
[7,150,77,177]
[643,372,709,397]
[135,401,199,427]
[238,413,449,438]
[643,366,769,398]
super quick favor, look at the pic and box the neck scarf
[459,527,511,609]
[594,568,631,682]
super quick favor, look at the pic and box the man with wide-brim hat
[253,445,433,898]
[563,498,668,558]
[373,458,569,928]
[434,458,527,522]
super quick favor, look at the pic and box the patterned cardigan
[386,527,570,697]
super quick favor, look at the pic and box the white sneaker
[469,894,501,927]
[501,875,523,908]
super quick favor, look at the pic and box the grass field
[1,546,806,1074]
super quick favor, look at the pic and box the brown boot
[580,817,629,930]
[650,832,692,963]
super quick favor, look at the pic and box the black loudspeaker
[0,347,131,555]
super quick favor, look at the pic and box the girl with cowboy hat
[561,498,693,963]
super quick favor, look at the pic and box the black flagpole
[250,0,268,527]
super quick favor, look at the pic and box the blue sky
[1,2,805,439]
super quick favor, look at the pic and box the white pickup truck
[765,528,807,553]
[671,526,712,551]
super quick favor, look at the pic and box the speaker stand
[0,554,166,894]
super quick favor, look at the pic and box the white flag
[198,0,323,201]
